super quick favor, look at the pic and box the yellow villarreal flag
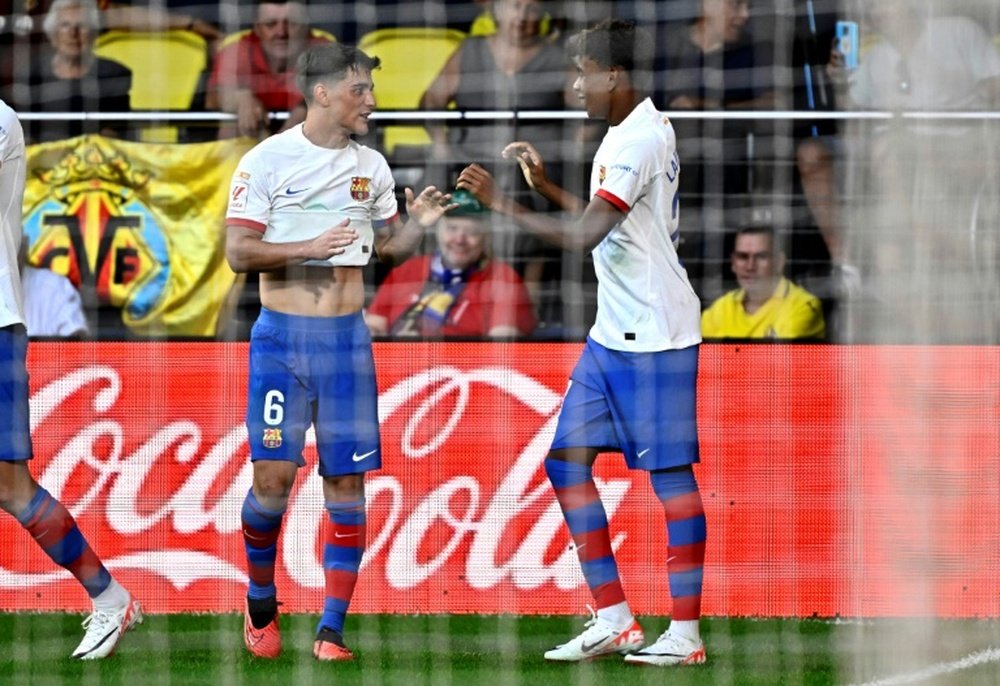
[22,135,253,337]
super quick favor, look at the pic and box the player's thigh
[245,326,311,466]
[312,323,381,477]
[605,345,700,469]
[0,326,31,463]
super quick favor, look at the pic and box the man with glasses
[701,225,825,340]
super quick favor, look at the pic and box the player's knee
[323,473,365,502]
[252,465,296,505]
[0,462,37,515]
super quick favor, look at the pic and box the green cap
[446,189,489,217]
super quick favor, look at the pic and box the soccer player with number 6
[457,18,707,667]
[224,43,455,661]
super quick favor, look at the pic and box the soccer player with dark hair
[457,18,707,666]
[224,42,455,661]
[0,98,142,659]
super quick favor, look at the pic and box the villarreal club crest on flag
[350,176,371,201]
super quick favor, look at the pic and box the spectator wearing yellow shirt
[701,226,825,340]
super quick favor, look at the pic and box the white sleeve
[371,154,399,221]
[226,149,272,227]
[596,137,662,211]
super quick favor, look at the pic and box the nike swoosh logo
[352,449,377,462]
[334,531,359,539]
[580,636,611,653]
[285,187,309,196]
[637,448,651,459]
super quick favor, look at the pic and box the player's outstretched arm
[457,164,622,253]
[501,142,585,215]
[373,186,457,265]
[225,220,357,273]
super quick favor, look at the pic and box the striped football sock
[241,488,285,600]
[545,458,626,609]
[16,487,111,598]
[318,499,366,635]
[650,468,706,621]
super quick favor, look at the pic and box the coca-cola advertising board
[2,343,998,618]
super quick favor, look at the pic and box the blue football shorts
[0,324,32,462]
[246,308,381,477]
[550,337,700,470]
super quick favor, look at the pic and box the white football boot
[624,629,707,666]
[544,606,645,661]
[72,595,143,659]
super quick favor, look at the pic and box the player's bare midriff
[259,266,365,317]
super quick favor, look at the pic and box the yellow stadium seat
[357,27,466,155]
[93,29,208,143]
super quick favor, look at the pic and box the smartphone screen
[836,21,859,70]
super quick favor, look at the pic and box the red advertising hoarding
[2,343,998,618]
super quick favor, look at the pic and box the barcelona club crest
[262,428,283,449]
[350,176,371,201]
[598,165,607,185]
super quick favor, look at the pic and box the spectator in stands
[6,0,132,143]
[366,189,536,338]
[701,225,825,340]
[657,0,850,297]
[420,0,577,179]
[20,250,88,339]
[420,0,581,332]
[828,2,1000,343]
[206,0,331,139]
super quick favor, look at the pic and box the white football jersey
[0,100,26,328]
[588,97,701,352]
[226,125,399,266]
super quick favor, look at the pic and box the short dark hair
[296,43,381,102]
[733,224,785,254]
[568,18,653,90]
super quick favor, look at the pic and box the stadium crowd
[1,0,999,343]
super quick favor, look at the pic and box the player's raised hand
[456,164,502,210]
[307,218,357,260]
[405,186,458,227]
[502,141,548,191]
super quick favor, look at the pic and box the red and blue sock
[241,488,285,600]
[16,487,111,598]
[318,499,366,635]
[545,458,626,609]
[650,468,706,620]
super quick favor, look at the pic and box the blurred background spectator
[830,0,1000,343]
[21,263,88,339]
[701,224,825,340]
[5,0,132,143]
[419,0,582,335]
[365,188,536,339]
[206,0,332,139]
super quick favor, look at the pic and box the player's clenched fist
[306,218,358,260]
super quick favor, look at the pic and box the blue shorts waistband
[257,307,365,333]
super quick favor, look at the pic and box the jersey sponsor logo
[350,176,371,201]
[230,183,248,211]
[22,138,170,323]
[262,428,282,448]
[610,164,638,177]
